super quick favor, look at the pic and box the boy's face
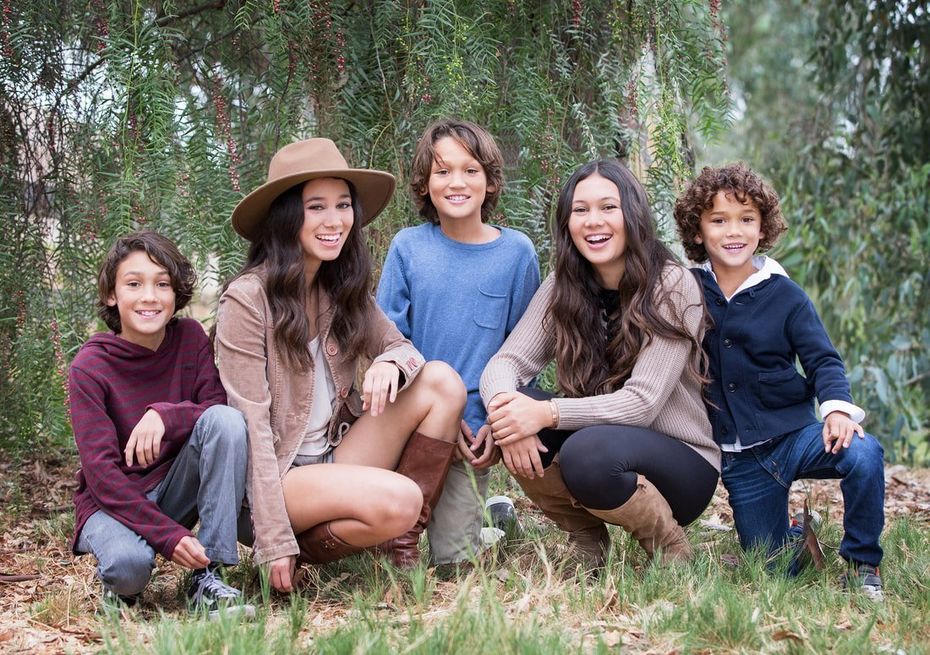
[107,250,176,350]
[426,137,491,224]
[696,190,763,276]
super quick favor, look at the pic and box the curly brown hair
[410,118,504,224]
[97,230,195,333]
[673,162,787,263]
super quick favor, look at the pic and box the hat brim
[231,169,396,241]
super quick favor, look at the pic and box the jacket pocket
[757,367,812,408]
[473,286,507,330]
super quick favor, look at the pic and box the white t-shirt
[297,337,337,456]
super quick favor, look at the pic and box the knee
[98,548,154,597]
[844,434,885,477]
[375,477,423,534]
[416,361,466,409]
[558,429,606,486]
[198,405,248,453]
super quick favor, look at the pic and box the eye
[126,281,140,288]
[466,167,480,175]
[602,203,618,211]
[742,215,757,223]
[572,206,587,214]
[433,168,449,176]
[710,217,724,224]
[157,281,172,289]
[337,201,352,210]
[307,203,324,211]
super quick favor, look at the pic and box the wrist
[547,399,559,429]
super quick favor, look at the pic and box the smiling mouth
[722,243,746,251]
[136,310,161,317]
[316,233,342,244]
[445,195,470,202]
[585,234,611,244]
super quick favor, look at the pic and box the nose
[449,170,466,188]
[141,283,157,301]
[321,208,342,227]
[584,209,604,227]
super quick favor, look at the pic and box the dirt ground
[1,457,928,654]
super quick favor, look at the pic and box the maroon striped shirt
[69,318,227,559]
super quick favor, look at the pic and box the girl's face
[696,190,762,278]
[299,177,354,276]
[567,172,626,288]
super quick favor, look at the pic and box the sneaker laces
[190,568,241,604]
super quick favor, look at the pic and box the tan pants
[426,460,491,565]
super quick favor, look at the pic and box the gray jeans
[427,460,491,565]
[76,405,248,596]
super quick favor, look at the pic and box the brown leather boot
[379,431,456,569]
[296,522,363,564]
[584,474,692,563]
[516,456,610,570]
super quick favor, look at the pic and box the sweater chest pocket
[473,286,507,330]
[757,367,812,408]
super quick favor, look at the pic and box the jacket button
[326,343,338,356]
[727,382,737,392]
[715,298,725,306]
[339,387,348,398]
[723,338,732,348]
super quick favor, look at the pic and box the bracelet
[548,399,559,428]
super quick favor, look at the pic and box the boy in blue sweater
[377,119,540,567]
[673,163,885,600]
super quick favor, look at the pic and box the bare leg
[281,464,421,546]
[334,361,466,468]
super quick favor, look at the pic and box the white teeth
[446,195,468,201]
[317,234,340,242]
[586,235,610,244]
[137,310,159,317]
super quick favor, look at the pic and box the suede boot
[297,522,363,565]
[379,431,456,569]
[584,474,692,563]
[516,456,610,570]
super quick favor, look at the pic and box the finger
[487,393,513,411]
[152,433,162,460]
[495,432,528,447]
[530,448,545,477]
[822,422,831,441]
[388,372,398,404]
[517,450,533,479]
[142,433,155,467]
[502,450,516,476]
[460,419,474,440]
[362,375,373,411]
[456,433,473,461]
[855,424,865,439]
[124,434,137,467]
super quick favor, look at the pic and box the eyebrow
[574,196,620,203]
[120,269,169,277]
[304,194,351,202]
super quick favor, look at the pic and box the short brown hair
[97,231,196,333]
[410,118,504,224]
[673,162,788,263]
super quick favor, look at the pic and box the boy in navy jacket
[674,163,885,601]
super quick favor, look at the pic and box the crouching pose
[674,163,885,600]
[70,231,251,617]
[480,160,720,568]
[215,138,466,592]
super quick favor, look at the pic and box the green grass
[85,512,930,655]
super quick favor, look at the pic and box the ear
[694,234,703,245]
[486,183,497,195]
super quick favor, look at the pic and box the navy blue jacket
[695,269,853,447]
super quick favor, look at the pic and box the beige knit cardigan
[480,265,720,471]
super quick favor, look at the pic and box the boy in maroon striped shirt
[69,231,252,617]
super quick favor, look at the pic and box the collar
[701,255,789,301]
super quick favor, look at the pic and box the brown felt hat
[231,138,396,241]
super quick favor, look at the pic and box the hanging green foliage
[0,0,728,452]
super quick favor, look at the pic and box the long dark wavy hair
[224,178,373,371]
[547,160,708,396]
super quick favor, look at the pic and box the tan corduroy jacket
[480,266,721,472]
[214,270,425,564]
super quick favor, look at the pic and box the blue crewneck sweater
[376,223,540,433]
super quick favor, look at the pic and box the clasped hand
[486,392,551,479]
[125,409,166,467]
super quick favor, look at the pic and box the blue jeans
[76,405,248,596]
[721,421,884,567]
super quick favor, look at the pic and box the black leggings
[523,387,718,526]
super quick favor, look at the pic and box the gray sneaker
[187,567,256,619]
[841,563,884,603]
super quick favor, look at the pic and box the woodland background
[1,2,929,653]
[1,0,927,460]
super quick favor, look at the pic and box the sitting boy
[69,231,252,616]
[674,163,886,601]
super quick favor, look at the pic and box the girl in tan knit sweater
[480,160,720,567]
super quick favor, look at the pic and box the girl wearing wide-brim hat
[214,138,465,591]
